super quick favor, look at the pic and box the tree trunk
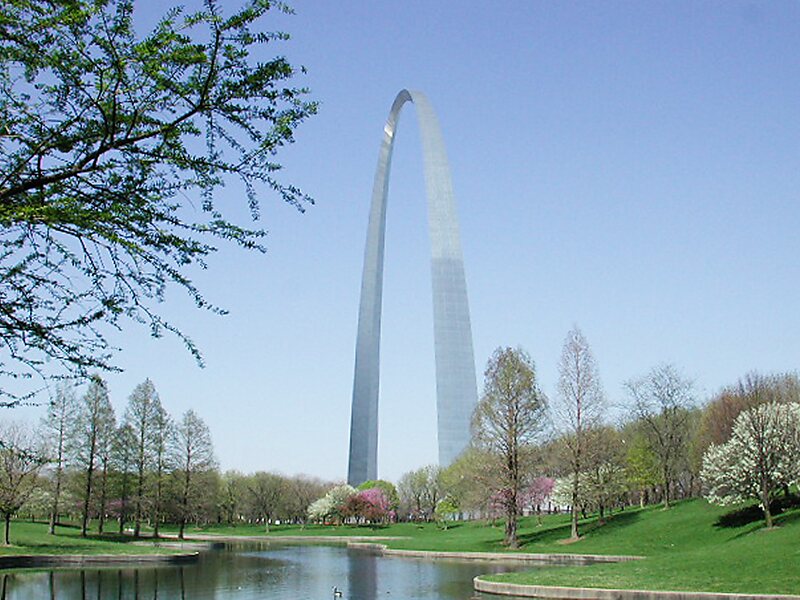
[49,463,63,536]
[570,471,580,539]
[81,453,96,538]
[662,465,671,509]
[134,465,144,538]
[3,513,10,545]
[505,509,518,549]
[98,460,109,535]
[761,478,773,528]
[179,468,191,540]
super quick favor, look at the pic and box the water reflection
[0,542,532,599]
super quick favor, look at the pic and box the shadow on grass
[715,495,800,529]
[517,510,642,548]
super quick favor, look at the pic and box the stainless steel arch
[347,90,478,486]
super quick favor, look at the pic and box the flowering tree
[342,488,391,524]
[306,485,356,525]
[701,402,800,527]
[525,476,555,509]
[523,476,555,525]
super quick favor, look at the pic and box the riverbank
[2,498,798,595]
[177,498,800,595]
[0,521,199,563]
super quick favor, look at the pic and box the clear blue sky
[21,0,800,482]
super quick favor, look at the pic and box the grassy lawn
[4,500,798,594]
[180,499,800,594]
[0,521,185,556]
[482,500,800,595]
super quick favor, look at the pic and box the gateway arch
[347,90,478,486]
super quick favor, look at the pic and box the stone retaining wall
[346,542,642,564]
[473,577,800,600]
[0,552,199,570]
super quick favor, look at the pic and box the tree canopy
[0,0,316,401]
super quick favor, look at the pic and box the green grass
[0,520,185,556]
[181,499,800,594]
[482,500,800,595]
[6,500,799,594]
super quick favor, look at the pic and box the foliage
[0,422,48,543]
[397,465,442,520]
[625,434,660,506]
[434,495,460,528]
[357,479,399,510]
[626,363,695,508]
[342,488,392,524]
[0,0,316,399]
[472,346,548,548]
[701,401,800,527]
[555,326,605,539]
[524,476,555,510]
[174,409,216,539]
[72,374,115,537]
[123,378,163,537]
[307,484,356,524]
[39,382,77,533]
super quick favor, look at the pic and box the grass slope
[485,500,800,595]
[0,521,182,556]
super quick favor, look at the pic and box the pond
[0,542,536,599]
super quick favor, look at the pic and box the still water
[0,542,534,599]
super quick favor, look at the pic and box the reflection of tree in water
[0,544,526,599]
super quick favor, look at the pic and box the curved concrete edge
[0,552,199,570]
[473,577,800,600]
[183,534,408,544]
[347,542,643,564]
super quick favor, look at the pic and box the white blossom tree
[701,402,800,527]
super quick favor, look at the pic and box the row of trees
[389,329,800,547]
[0,377,216,543]
[6,330,797,549]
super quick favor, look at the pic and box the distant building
[347,90,478,486]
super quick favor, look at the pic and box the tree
[307,485,356,525]
[701,402,800,527]
[397,468,429,520]
[150,404,173,538]
[342,488,391,524]
[94,394,117,535]
[357,480,399,511]
[111,423,136,534]
[524,476,555,525]
[0,0,316,400]
[471,347,548,548]
[434,496,459,529]
[72,375,115,537]
[282,475,330,525]
[581,427,627,523]
[247,472,285,531]
[626,364,695,508]
[624,434,660,507]
[397,466,442,521]
[439,447,496,518]
[219,470,247,525]
[554,326,605,539]
[0,423,47,544]
[174,410,216,539]
[123,379,161,537]
[40,383,77,534]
